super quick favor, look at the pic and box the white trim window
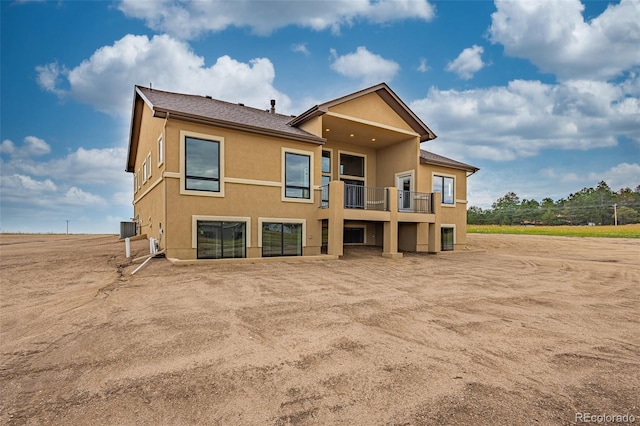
[142,161,147,182]
[180,131,225,197]
[282,148,314,203]
[258,217,306,257]
[191,215,251,259]
[433,174,455,205]
[147,152,152,179]
[157,135,164,166]
[133,173,138,193]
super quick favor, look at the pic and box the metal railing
[398,191,433,214]
[345,184,388,211]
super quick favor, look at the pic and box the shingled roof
[136,86,324,143]
[420,150,479,173]
[127,86,326,172]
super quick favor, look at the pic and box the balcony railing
[345,184,388,211]
[398,191,433,214]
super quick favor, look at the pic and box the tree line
[468,181,640,226]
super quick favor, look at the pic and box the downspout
[161,112,169,252]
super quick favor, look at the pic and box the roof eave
[126,87,151,173]
[154,108,326,145]
[420,157,479,173]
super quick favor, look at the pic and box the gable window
[262,222,303,257]
[340,153,364,178]
[433,175,454,205]
[185,136,220,192]
[285,152,310,199]
[197,221,245,259]
[157,135,164,166]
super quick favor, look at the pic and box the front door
[397,174,412,211]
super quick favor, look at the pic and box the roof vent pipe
[270,99,276,114]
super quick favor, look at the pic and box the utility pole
[613,204,618,226]
[66,220,70,234]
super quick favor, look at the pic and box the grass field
[467,224,640,238]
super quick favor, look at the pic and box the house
[126,83,478,261]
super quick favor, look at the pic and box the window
[262,222,303,257]
[441,227,454,251]
[340,153,364,178]
[285,152,310,199]
[185,136,220,192]
[147,153,152,179]
[322,150,331,174]
[133,173,138,193]
[157,135,164,165]
[197,221,245,259]
[344,227,364,244]
[142,160,147,182]
[321,150,331,207]
[137,169,141,189]
[433,175,454,204]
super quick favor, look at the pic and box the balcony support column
[428,192,442,253]
[382,187,402,259]
[327,180,345,257]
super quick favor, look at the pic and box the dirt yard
[1,234,638,425]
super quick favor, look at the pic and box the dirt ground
[1,233,638,425]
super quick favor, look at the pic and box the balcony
[398,191,432,214]
[320,183,432,214]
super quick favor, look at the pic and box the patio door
[397,174,413,211]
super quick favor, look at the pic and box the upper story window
[142,160,147,182]
[322,150,331,174]
[157,135,164,166]
[185,136,220,192]
[340,153,364,178]
[284,152,310,199]
[147,153,152,179]
[433,175,454,204]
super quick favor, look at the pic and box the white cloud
[590,163,640,190]
[0,136,51,158]
[1,174,57,192]
[417,58,430,73]
[64,187,107,206]
[118,0,435,38]
[489,0,640,81]
[1,142,130,233]
[37,34,293,116]
[0,140,15,155]
[291,43,310,55]
[446,45,485,80]
[411,77,640,162]
[330,46,400,85]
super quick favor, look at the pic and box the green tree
[616,206,639,225]
[492,192,520,225]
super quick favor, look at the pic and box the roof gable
[289,83,436,142]
[328,92,416,133]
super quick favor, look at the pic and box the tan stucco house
[126,83,478,261]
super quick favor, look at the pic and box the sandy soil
[1,233,638,425]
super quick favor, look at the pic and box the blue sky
[1,0,639,234]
